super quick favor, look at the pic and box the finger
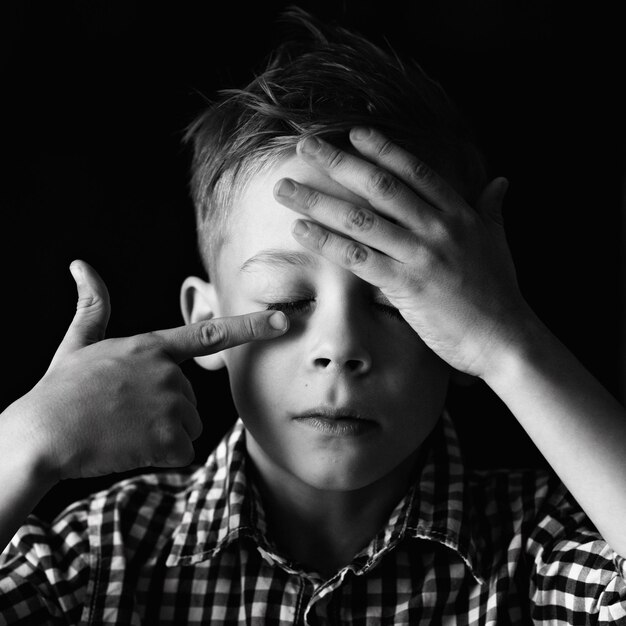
[147,310,289,364]
[274,178,416,262]
[152,424,196,468]
[296,135,437,230]
[291,219,397,290]
[348,127,468,215]
[177,397,203,441]
[52,260,111,364]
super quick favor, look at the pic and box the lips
[291,406,372,422]
[291,406,378,437]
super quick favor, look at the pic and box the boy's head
[180,9,486,492]
[184,7,487,280]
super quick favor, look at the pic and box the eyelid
[263,297,404,322]
[264,299,314,316]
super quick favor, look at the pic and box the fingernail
[269,311,288,331]
[275,178,296,198]
[351,127,371,141]
[292,220,310,236]
[300,136,321,155]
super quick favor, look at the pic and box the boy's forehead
[217,155,369,273]
[253,154,368,208]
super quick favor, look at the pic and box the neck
[246,435,419,578]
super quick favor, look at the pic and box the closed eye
[265,299,314,315]
[265,299,404,322]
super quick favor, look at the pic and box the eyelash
[264,299,404,321]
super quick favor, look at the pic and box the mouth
[291,406,378,437]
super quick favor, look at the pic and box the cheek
[224,340,291,418]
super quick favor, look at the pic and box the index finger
[147,310,289,363]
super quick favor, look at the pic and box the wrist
[478,305,554,391]
[0,395,62,492]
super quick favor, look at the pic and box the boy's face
[185,154,450,491]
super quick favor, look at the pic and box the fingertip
[292,220,310,237]
[69,260,84,284]
[350,126,372,142]
[494,177,509,196]
[298,135,321,156]
[268,311,289,332]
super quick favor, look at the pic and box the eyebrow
[239,249,320,273]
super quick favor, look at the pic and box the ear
[179,276,226,371]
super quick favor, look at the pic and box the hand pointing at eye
[0,260,288,483]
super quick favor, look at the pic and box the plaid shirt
[1,413,625,625]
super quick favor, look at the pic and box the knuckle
[407,158,434,186]
[157,362,180,388]
[198,320,227,349]
[368,169,398,199]
[303,189,321,210]
[172,445,195,467]
[419,245,446,275]
[154,420,179,450]
[344,243,368,266]
[242,314,262,340]
[152,424,193,466]
[76,292,102,312]
[315,229,331,252]
[345,207,374,232]
[325,148,345,170]
[428,219,451,243]
[375,139,394,159]
[126,334,149,356]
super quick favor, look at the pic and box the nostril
[313,357,367,372]
[345,359,363,373]
[314,358,332,369]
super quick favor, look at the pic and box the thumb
[477,177,509,227]
[52,260,111,363]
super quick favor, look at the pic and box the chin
[297,461,384,492]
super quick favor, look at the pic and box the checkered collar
[165,412,486,583]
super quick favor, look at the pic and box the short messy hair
[184,7,488,278]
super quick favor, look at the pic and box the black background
[1,1,624,521]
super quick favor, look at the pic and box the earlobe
[179,276,227,371]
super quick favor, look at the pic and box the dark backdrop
[1,1,624,521]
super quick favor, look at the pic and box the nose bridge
[308,293,372,374]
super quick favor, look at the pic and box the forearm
[484,314,626,557]
[0,400,57,555]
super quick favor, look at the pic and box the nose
[307,303,372,376]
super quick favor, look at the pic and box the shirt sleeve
[526,480,626,625]
[0,503,92,625]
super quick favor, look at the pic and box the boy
[1,7,625,624]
